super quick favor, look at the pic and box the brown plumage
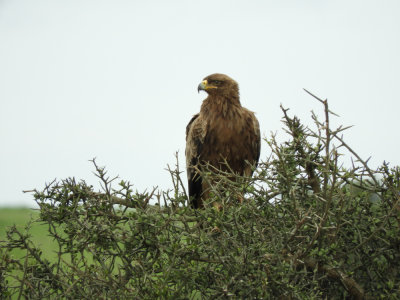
[185,73,261,208]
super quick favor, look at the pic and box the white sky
[1,0,400,207]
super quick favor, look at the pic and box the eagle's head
[197,73,239,98]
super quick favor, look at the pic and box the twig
[17,250,30,300]
[293,256,365,300]
[332,134,380,188]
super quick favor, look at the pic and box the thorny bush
[1,91,400,299]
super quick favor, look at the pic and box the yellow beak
[197,80,217,93]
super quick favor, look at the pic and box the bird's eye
[213,80,222,85]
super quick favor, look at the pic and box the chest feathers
[199,96,254,173]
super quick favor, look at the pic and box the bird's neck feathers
[201,93,242,119]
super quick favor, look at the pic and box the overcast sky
[1,0,399,207]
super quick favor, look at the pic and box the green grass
[0,208,59,261]
[1,208,59,298]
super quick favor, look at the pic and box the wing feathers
[185,114,206,208]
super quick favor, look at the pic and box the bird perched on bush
[186,73,261,208]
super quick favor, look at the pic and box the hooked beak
[197,80,207,93]
[197,79,218,93]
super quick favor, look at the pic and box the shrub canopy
[1,94,400,299]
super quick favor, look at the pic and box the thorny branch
[3,93,400,299]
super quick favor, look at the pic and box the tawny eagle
[185,73,261,208]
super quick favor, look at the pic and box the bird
[185,73,261,208]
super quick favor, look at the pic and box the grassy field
[0,208,59,261]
